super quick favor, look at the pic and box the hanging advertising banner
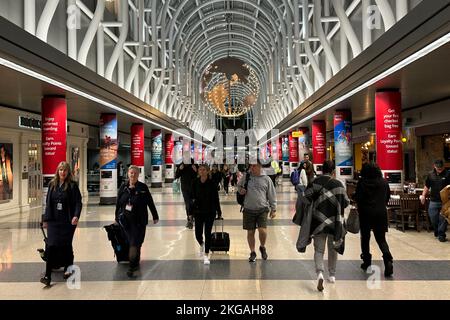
[42,97,67,190]
[202,145,206,163]
[165,134,174,165]
[151,130,163,165]
[0,143,13,201]
[131,124,145,182]
[312,121,326,172]
[173,138,183,165]
[281,136,289,162]
[278,138,282,161]
[334,111,353,167]
[375,91,403,188]
[71,147,80,183]
[298,127,309,161]
[195,143,203,164]
[99,113,117,203]
[131,124,144,166]
[289,132,299,163]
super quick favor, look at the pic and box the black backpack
[236,172,251,207]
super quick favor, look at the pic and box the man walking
[421,159,450,242]
[238,160,277,262]
[175,159,198,229]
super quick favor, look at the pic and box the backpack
[290,169,300,186]
[236,172,251,208]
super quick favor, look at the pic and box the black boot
[360,253,372,271]
[383,255,393,277]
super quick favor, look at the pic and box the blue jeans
[428,201,448,239]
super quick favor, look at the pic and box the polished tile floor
[0,180,449,300]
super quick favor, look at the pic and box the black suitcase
[36,223,66,269]
[104,223,129,262]
[210,217,230,253]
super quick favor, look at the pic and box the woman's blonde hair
[50,161,73,191]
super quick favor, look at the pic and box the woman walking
[191,165,222,265]
[40,162,82,286]
[115,165,159,277]
[354,162,393,277]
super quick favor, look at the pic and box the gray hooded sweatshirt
[237,171,277,212]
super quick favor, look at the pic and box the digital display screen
[152,166,160,171]
[101,171,112,179]
[316,165,323,172]
[384,172,402,184]
[166,164,173,169]
[340,167,352,176]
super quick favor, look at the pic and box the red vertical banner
[312,121,326,166]
[165,134,174,164]
[288,132,299,163]
[42,97,67,179]
[375,91,403,186]
[278,138,282,161]
[131,124,144,166]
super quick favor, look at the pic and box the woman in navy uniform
[41,161,82,286]
[115,165,159,277]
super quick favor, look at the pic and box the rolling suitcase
[36,222,66,269]
[104,223,129,262]
[210,217,230,253]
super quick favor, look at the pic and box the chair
[395,193,420,232]
[387,196,400,227]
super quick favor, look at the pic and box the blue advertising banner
[99,114,117,170]
[151,130,163,165]
[334,111,353,167]
[281,136,289,162]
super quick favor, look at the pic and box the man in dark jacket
[175,159,198,229]
[420,159,450,242]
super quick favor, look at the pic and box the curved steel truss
[12,0,416,137]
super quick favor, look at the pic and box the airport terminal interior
[0,0,450,301]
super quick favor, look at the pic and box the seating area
[387,193,431,232]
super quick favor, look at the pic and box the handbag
[346,206,360,234]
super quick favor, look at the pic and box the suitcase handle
[214,217,224,233]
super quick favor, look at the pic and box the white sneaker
[198,243,205,257]
[317,272,324,291]
[203,255,210,265]
[328,276,336,283]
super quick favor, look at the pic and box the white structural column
[374,0,396,31]
[36,0,60,42]
[293,0,314,97]
[313,0,340,76]
[105,0,128,83]
[302,0,325,87]
[340,26,348,67]
[332,0,362,58]
[24,0,36,35]
[139,0,158,100]
[362,0,372,50]
[125,0,145,92]
[97,24,104,76]
[78,0,105,65]
[396,0,408,21]
[67,0,77,59]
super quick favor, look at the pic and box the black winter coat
[191,177,222,219]
[115,181,159,227]
[43,181,82,246]
[354,177,390,232]
[175,164,198,192]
